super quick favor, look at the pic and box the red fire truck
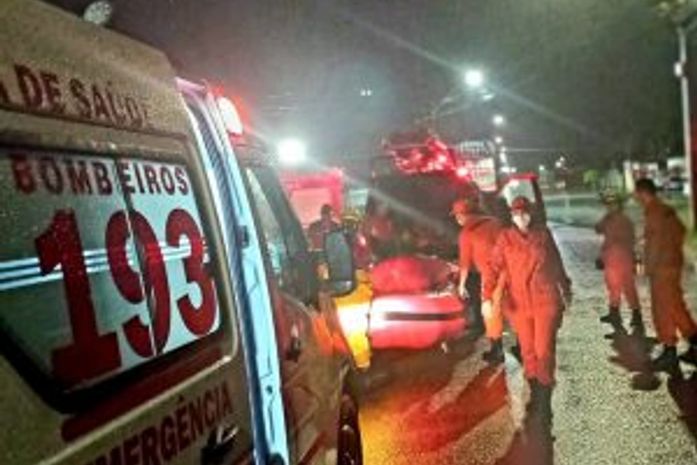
[279,168,345,229]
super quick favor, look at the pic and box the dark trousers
[466,271,483,331]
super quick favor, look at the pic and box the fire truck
[279,168,345,229]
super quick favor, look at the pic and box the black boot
[526,378,540,411]
[679,347,697,366]
[510,342,522,361]
[482,339,504,365]
[534,383,554,424]
[679,336,697,366]
[651,345,679,373]
[630,309,643,328]
[600,306,621,324]
[536,384,552,409]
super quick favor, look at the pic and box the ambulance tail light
[215,95,244,137]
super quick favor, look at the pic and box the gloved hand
[458,281,469,300]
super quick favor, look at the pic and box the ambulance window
[246,171,293,284]
[245,167,314,302]
[0,149,223,398]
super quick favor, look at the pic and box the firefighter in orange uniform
[634,178,697,370]
[307,204,340,251]
[484,196,572,411]
[452,197,506,364]
[595,192,642,328]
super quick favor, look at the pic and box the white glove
[458,282,469,300]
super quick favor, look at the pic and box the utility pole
[656,0,697,229]
[676,24,697,229]
[429,95,455,134]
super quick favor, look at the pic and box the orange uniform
[458,215,505,339]
[595,210,640,311]
[307,219,339,250]
[485,226,571,386]
[643,199,696,346]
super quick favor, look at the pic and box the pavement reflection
[359,336,544,465]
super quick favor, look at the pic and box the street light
[464,69,485,89]
[492,114,506,126]
[277,138,307,166]
[494,136,504,145]
[428,68,489,131]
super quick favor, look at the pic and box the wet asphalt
[358,224,697,465]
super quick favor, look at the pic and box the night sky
[52,0,682,171]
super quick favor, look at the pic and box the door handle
[201,424,239,465]
[285,334,303,362]
[285,324,302,362]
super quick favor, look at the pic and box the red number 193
[36,207,217,387]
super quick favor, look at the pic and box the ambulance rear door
[0,1,255,464]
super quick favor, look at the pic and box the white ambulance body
[0,1,361,464]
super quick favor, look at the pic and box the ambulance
[0,1,361,464]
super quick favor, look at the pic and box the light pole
[655,0,697,229]
[677,24,697,229]
[429,95,455,132]
[428,68,488,132]
[499,147,508,165]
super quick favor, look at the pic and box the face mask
[512,213,531,230]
